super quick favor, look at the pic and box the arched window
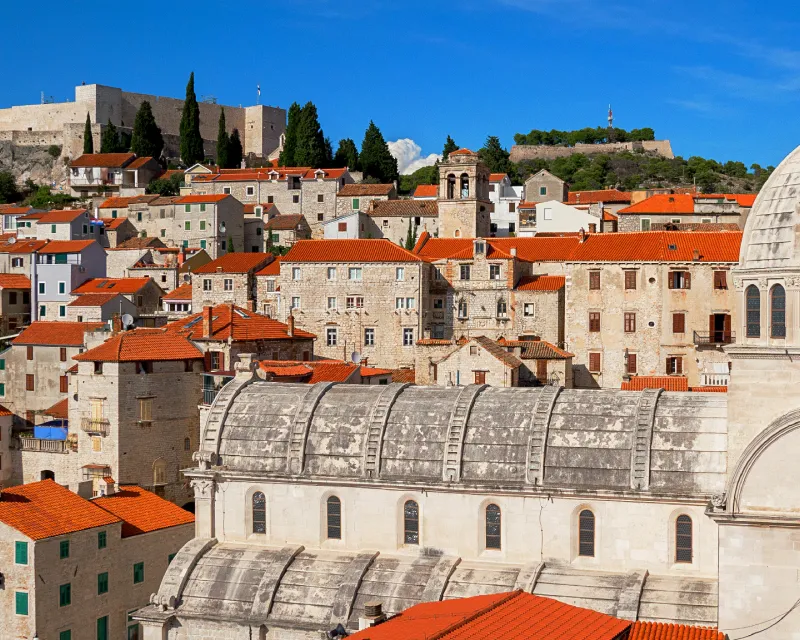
[746,285,761,338]
[153,459,166,486]
[771,284,786,338]
[485,504,501,549]
[447,174,456,199]
[252,491,266,534]
[327,496,341,539]
[578,509,595,557]
[675,515,693,563]
[460,173,470,198]
[404,500,419,545]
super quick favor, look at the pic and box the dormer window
[474,241,485,256]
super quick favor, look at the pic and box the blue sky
[3,0,799,171]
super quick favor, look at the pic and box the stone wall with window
[618,212,744,232]
[302,177,354,237]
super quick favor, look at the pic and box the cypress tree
[293,102,327,168]
[100,119,120,153]
[323,136,334,168]
[180,72,204,166]
[216,109,230,168]
[83,112,94,154]
[404,217,417,250]
[130,101,164,158]
[359,121,398,184]
[334,138,359,170]
[442,135,458,160]
[279,102,302,166]
[228,129,243,168]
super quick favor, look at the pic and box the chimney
[510,247,517,257]
[99,477,115,496]
[692,249,700,261]
[287,312,295,337]
[579,227,587,243]
[216,266,223,273]
[111,313,122,334]
[247,300,255,312]
[202,305,213,339]
[76,480,94,499]
[359,601,386,630]
[177,248,186,266]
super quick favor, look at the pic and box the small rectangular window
[26,374,34,391]
[666,356,683,375]
[352,198,360,210]
[202,279,212,291]
[15,541,28,565]
[184,221,191,231]
[403,328,414,346]
[58,281,66,294]
[713,270,728,289]
[98,572,109,595]
[641,218,651,231]
[292,267,301,280]
[348,267,362,281]
[326,328,337,346]
[291,296,300,309]
[246,186,254,196]
[624,270,637,290]
[38,282,45,295]
[60,539,70,559]
[523,303,535,317]
[627,352,638,374]
[293,195,300,204]
[396,267,405,281]
[460,264,471,280]
[589,312,601,332]
[624,312,636,333]
[364,328,375,346]
[98,531,107,549]
[15,591,28,616]
[60,631,71,640]
[59,582,71,607]
[223,278,233,291]
[589,271,600,290]
[318,194,324,203]
[26,346,33,361]
[327,296,337,310]
[673,312,686,334]
[588,352,601,373]
[133,562,144,584]
[489,264,501,280]
[327,267,336,280]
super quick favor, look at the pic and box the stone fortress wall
[510,139,674,162]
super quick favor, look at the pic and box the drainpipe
[31,251,39,322]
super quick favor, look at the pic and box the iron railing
[81,417,110,435]
[693,331,735,346]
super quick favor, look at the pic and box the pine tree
[323,137,334,168]
[216,109,230,168]
[279,102,302,166]
[227,236,235,253]
[293,102,327,168]
[478,135,512,174]
[404,217,417,250]
[130,101,164,158]
[83,113,94,154]
[359,121,398,184]
[228,129,243,168]
[180,72,204,166]
[442,135,458,160]
[100,120,120,153]
[333,139,359,170]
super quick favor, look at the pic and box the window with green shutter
[272,233,279,243]
[200,220,206,230]
[0,358,6,370]
[60,539,69,559]
[200,204,206,212]
[111,210,118,218]
[160,229,166,237]
[60,631,72,640]
[55,253,67,264]
[185,221,191,231]
[15,591,28,615]
[185,204,191,213]
[59,583,71,606]
[98,531,107,549]
[51,224,56,233]
[97,616,109,640]
[133,562,144,583]
[98,571,108,594]
[0,383,6,396]
[137,212,142,222]
[14,541,27,565]
[200,240,206,250]
[352,198,360,210]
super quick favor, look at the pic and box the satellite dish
[121,314,135,329]
[7,237,16,244]
[219,222,226,233]
[351,352,362,364]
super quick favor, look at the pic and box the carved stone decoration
[732,277,743,289]
[758,278,768,290]
[192,450,217,470]
[149,593,176,611]
[190,478,215,500]
[785,276,800,288]
[710,493,727,510]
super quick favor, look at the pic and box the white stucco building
[488,173,522,237]
[518,200,601,237]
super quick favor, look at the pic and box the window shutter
[668,272,675,289]
[724,314,732,338]
[204,352,212,371]
[718,271,727,289]
[628,353,637,374]
[676,357,683,374]
[684,272,691,289]
[666,357,671,374]
[673,313,685,333]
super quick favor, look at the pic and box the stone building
[617,193,755,232]
[367,200,440,244]
[488,172,522,237]
[564,231,740,389]
[66,292,137,323]
[277,239,427,367]
[171,194,244,257]
[0,273,31,332]
[0,238,47,276]
[71,276,165,317]
[191,252,273,310]
[0,479,193,640]
[434,335,522,387]
[265,213,312,246]
[523,169,568,204]
[0,404,12,487]
[68,153,161,198]
[97,216,138,248]
[437,149,493,238]
[126,246,211,294]
[335,183,397,217]
[254,257,281,318]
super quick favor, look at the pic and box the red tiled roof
[369,200,438,218]
[618,194,695,214]
[265,214,306,231]
[36,209,89,224]
[337,183,394,197]
[18,211,48,221]
[566,231,742,263]
[174,194,232,204]
[284,239,423,263]
[518,201,537,209]
[360,366,393,377]
[12,321,105,346]
[92,485,194,537]
[166,305,316,341]
[517,340,574,359]
[67,293,122,307]
[490,237,580,262]
[257,359,359,383]
[0,206,33,215]
[163,283,192,301]
[255,256,281,276]
[689,386,728,393]
[412,184,438,198]
[44,398,68,420]
[603,210,618,221]
[489,173,508,182]
[391,368,416,383]
[567,189,632,205]
[0,480,121,540]
[465,336,523,368]
[73,277,153,295]
[243,203,274,215]
[192,167,348,183]
[156,169,184,182]
[70,153,135,168]
[628,622,724,640]
[98,195,159,209]
[515,275,565,291]
[126,156,154,169]
[73,330,204,362]
[193,252,273,274]
[621,376,688,392]
[38,240,96,254]
[112,237,165,250]
[346,590,631,640]
[0,274,31,289]
[100,217,127,229]
[0,404,12,417]
[695,193,757,207]
[449,148,477,156]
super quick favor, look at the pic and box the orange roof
[92,485,194,537]
[73,330,204,362]
[337,183,394,197]
[192,167,348,183]
[73,277,153,295]
[126,156,154,169]
[156,169,184,182]
[265,214,306,231]
[38,240,96,254]
[166,304,316,341]
[258,359,359,383]
[193,252,273,274]
[36,209,88,224]
[44,398,69,420]
[0,403,12,417]
[567,231,742,263]
[12,321,105,346]
[695,193,757,207]
[243,203,274,215]
[449,148,477,156]
[0,274,31,289]
[515,275,565,291]
[568,189,631,205]
[255,256,281,276]
[415,236,579,262]
[346,590,631,640]
[360,366,393,377]
[67,293,123,307]
[391,368,416,383]
[628,622,724,640]
[70,152,135,168]
[112,237,164,250]
[0,480,121,540]
[618,194,695,214]
[174,194,232,204]
[412,184,438,198]
[284,239,422,263]
[621,376,688,392]
[163,283,192,301]
[518,201,537,209]
[489,173,508,182]
[413,238,511,261]
[0,206,33,215]
[98,195,159,209]
[100,217,127,229]
[603,210,618,221]
[689,386,728,393]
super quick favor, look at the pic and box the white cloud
[388,138,441,175]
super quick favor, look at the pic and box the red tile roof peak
[92,485,194,537]
[284,239,423,263]
[193,252,273,274]
[12,321,106,346]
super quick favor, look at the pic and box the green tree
[294,102,327,167]
[179,72,203,166]
[398,165,437,195]
[130,101,164,158]
[145,172,184,196]
[216,109,230,168]
[228,129,243,168]
[100,120,122,153]
[333,138,359,170]
[227,237,235,253]
[404,217,417,250]
[323,137,334,168]
[83,112,93,154]
[359,121,398,184]
[0,172,20,204]
[442,135,458,160]
[279,102,302,166]
[478,136,512,174]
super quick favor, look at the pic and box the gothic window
[485,504,501,550]
[746,285,760,338]
[252,492,266,534]
[327,496,341,539]
[404,500,419,545]
[152,459,166,486]
[675,515,693,563]
[447,174,456,199]
[578,509,595,557]
[770,284,786,338]
[460,173,470,198]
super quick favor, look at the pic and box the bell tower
[437,149,493,238]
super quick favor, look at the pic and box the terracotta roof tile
[163,283,192,301]
[337,183,395,197]
[391,368,416,383]
[174,194,232,204]
[689,386,728,392]
[12,321,105,346]
[369,200,438,218]
[36,209,89,224]
[98,195,160,209]
[621,376,688,392]
[155,169,184,182]
[73,277,153,295]
[449,148,477,156]
[467,336,523,368]
[603,210,618,221]
[0,206,33,215]
[38,240,96,254]
[44,398,68,420]
[412,184,438,198]
[515,275,565,291]
[651,222,740,232]
[0,403,12,417]
[284,239,423,263]
[100,217,128,229]
[619,193,753,215]
[257,359,359,383]
[568,189,632,205]
[359,366,393,377]
[193,252,273,274]
[243,203,274,215]
[265,214,306,231]
[73,330,204,362]
[92,485,194,537]
[566,231,742,263]
[70,153,135,168]
[166,305,315,341]
[628,621,725,640]
[18,211,47,221]
[67,293,123,307]
[0,480,121,540]
[518,340,574,359]
[255,256,281,276]
[0,274,31,289]
[126,156,154,169]
[489,173,508,182]
[111,237,165,250]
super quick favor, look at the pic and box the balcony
[81,417,110,435]
[693,331,735,346]
[700,372,730,387]
[17,437,69,453]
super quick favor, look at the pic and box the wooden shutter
[589,352,601,372]
[673,313,685,333]
[668,272,675,289]
[26,346,33,360]
[625,271,636,290]
[60,347,67,362]
[665,357,671,374]
[59,375,68,393]
[474,371,486,385]
[724,314,732,340]
[25,374,34,391]
[537,359,548,380]
[684,272,691,289]
[589,271,600,290]
[627,353,637,374]
[676,357,683,374]
[204,352,212,371]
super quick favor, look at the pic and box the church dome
[739,144,800,271]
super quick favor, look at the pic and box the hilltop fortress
[509,139,674,162]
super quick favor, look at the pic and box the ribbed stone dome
[739,145,800,271]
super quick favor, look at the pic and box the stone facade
[437,151,492,238]
[191,254,272,310]
[523,170,568,204]
[434,337,521,387]
[509,139,674,163]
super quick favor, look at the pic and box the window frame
[624,312,636,333]
[624,270,637,290]
[403,500,420,545]
[133,561,145,584]
[675,514,693,563]
[746,285,761,338]
[252,491,266,534]
[578,509,595,557]
[485,503,501,550]
[326,495,342,540]
[589,270,601,290]
[770,284,786,339]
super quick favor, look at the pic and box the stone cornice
[725,345,800,359]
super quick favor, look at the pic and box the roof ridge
[430,591,522,640]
